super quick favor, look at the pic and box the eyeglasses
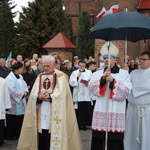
[139,58,150,61]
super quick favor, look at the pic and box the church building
[63,0,150,67]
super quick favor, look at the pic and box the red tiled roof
[42,32,76,49]
[137,0,150,9]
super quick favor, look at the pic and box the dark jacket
[0,66,11,78]
[22,68,36,93]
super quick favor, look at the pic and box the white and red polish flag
[110,4,119,13]
[103,9,113,16]
[103,4,119,16]
[96,7,106,18]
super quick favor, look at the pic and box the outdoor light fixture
[62,4,65,11]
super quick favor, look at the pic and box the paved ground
[80,127,92,150]
[0,127,92,150]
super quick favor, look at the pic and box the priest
[69,59,93,131]
[17,55,82,150]
[88,42,132,150]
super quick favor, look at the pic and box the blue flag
[6,52,12,67]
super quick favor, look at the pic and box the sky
[13,0,33,22]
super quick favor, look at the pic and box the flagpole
[125,7,128,64]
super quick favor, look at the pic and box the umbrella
[91,11,150,42]
[90,11,150,150]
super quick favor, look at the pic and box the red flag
[96,7,106,18]
[110,4,119,13]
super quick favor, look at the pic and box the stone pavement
[0,127,92,150]
[80,127,92,150]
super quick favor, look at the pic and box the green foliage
[15,0,73,58]
[77,10,94,59]
[64,17,73,42]
[0,0,16,58]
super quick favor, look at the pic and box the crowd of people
[0,42,150,150]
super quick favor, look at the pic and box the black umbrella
[91,11,150,42]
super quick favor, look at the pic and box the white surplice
[0,77,11,120]
[5,72,28,115]
[69,69,92,103]
[89,68,132,132]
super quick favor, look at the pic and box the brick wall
[64,0,150,67]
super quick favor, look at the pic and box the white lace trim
[92,111,125,132]
[88,80,100,97]
[112,81,130,102]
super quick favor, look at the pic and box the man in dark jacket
[0,58,10,78]
[128,59,138,73]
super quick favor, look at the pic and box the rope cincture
[130,103,148,144]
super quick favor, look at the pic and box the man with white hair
[17,55,82,150]
[88,42,132,150]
